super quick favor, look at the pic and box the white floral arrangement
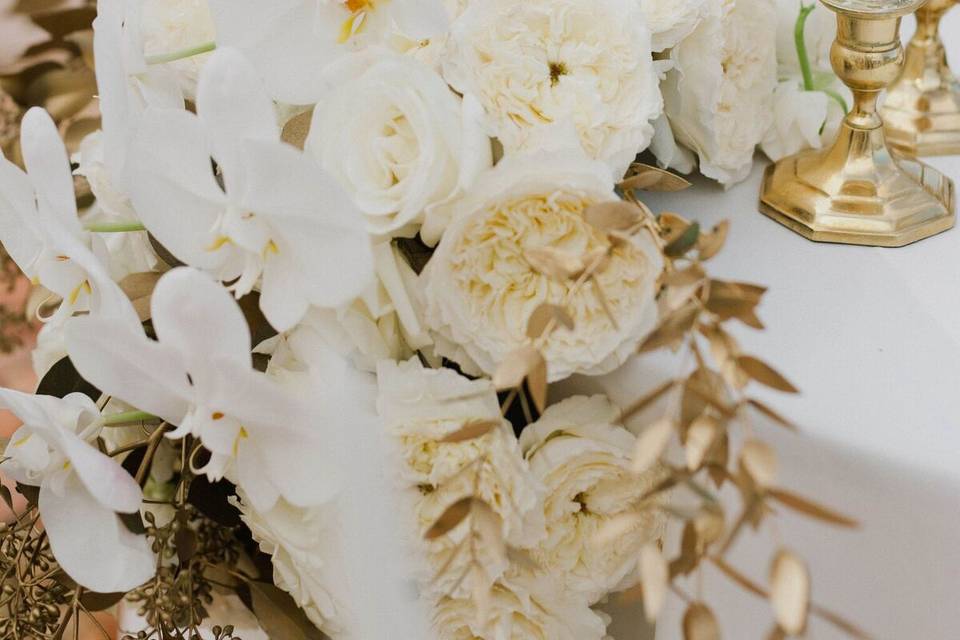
[0,1,867,640]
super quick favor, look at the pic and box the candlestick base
[882,0,960,156]
[760,123,955,247]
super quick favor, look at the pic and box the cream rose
[433,568,609,640]
[442,0,663,178]
[660,0,778,186]
[235,492,353,637]
[641,0,712,52]
[422,151,663,382]
[519,395,666,603]
[308,51,491,241]
[377,358,545,596]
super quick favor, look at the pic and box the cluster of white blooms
[0,0,821,638]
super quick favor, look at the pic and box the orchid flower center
[204,210,280,299]
[338,0,388,43]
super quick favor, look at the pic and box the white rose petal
[641,0,713,52]
[308,50,491,241]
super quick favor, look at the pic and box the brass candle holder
[882,0,960,156]
[759,0,956,247]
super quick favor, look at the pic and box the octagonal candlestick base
[882,0,960,156]
[760,0,956,247]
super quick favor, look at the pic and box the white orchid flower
[64,267,341,512]
[0,107,138,325]
[125,47,373,332]
[208,0,450,104]
[0,390,154,593]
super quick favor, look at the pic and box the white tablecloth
[596,13,960,640]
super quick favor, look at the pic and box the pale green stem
[795,4,817,92]
[823,88,850,114]
[145,41,217,66]
[102,410,158,426]
[84,221,146,233]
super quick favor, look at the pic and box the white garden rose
[137,0,216,99]
[377,358,545,595]
[423,151,663,383]
[235,492,353,637]
[433,568,609,640]
[307,51,490,240]
[660,0,778,186]
[442,0,663,178]
[641,0,713,52]
[519,395,666,603]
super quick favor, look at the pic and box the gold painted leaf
[622,163,693,192]
[527,352,549,414]
[632,417,673,474]
[665,221,701,258]
[119,271,162,322]
[685,414,720,471]
[698,220,730,261]
[770,549,810,635]
[584,201,646,232]
[640,543,668,622]
[737,356,799,394]
[767,488,859,528]
[740,439,778,488]
[664,264,706,311]
[280,108,314,150]
[525,246,584,280]
[245,581,326,640]
[639,303,700,353]
[745,399,799,432]
[683,603,720,640]
[705,280,766,323]
[694,508,725,546]
[526,303,575,339]
[440,419,500,444]
[425,497,474,540]
[493,345,544,390]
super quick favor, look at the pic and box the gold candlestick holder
[759,0,955,247]
[882,0,960,156]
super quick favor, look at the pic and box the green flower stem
[823,88,850,114]
[795,3,817,92]
[84,221,147,233]
[145,41,217,66]
[102,410,158,426]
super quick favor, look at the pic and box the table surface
[601,13,960,640]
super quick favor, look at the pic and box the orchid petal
[196,48,278,194]
[150,268,252,367]
[208,0,339,105]
[238,140,374,308]
[126,107,228,270]
[235,441,280,511]
[260,253,311,332]
[58,430,143,513]
[41,475,155,593]
[391,0,450,40]
[19,108,81,235]
[64,316,192,425]
[0,157,42,274]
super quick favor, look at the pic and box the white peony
[423,150,663,383]
[377,358,545,595]
[442,0,663,178]
[660,0,778,186]
[307,50,490,241]
[519,396,666,603]
[286,241,431,373]
[433,568,609,640]
[641,0,713,52]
